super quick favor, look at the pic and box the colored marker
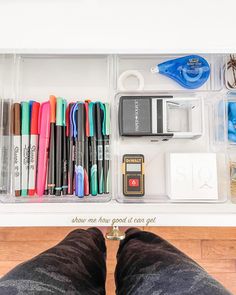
[47,95,56,195]
[36,102,50,196]
[84,101,90,195]
[67,103,74,195]
[103,103,110,194]
[12,103,21,197]
[62,99,68,195]
[73,102,85,197]
[96,102,104,194]
[28,102,40,196]
[21,102,30,196]
[88,102,98,195]
[55,98,66,196]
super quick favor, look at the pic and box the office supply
[55,98,65,196]
[89,102,98,196]
[228,102,236,142]
[62,99,68,195]
[96,102,104,194]
[119,95,203,139]
[166,153,218,200]
[103,103,110,194]
[226,54,236,89]
[151,55,210,89]
[36,101,50,196]
[67,103,74,195]
[230,162,236,198]
[28,101,40,196]
[0,100,11,195]
[48,95,56,195]
[72,102,85,197]
[84,101,90,195]
[122,154,145,197]
[21,102,30,196]
[12,103,21,197]
[118,70,144,91]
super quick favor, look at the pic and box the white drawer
[0,53,235,226]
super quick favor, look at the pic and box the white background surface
[0,0,234,53]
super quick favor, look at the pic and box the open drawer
[0,53,236,227]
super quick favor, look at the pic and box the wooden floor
[0,227,235,294]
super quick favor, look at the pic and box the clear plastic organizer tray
[0,53,233,204]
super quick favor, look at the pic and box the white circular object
[118,70,144,91]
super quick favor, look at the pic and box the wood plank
[210,273,236,295]
[196,259,236,273]
[0,227,79,241]
[106,273,115,295]
[106,240,119,274]
[143,227,236,240]
[202,240,236,259]
[0,241,57,261]
[168,239,202,259]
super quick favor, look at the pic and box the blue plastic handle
[156,55,210,89]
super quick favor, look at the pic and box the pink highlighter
[36,102,50,196]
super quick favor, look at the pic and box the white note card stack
[166,153,218,200]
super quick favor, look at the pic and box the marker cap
[12,103,21,135]
[21,102,30,135]
[30,102,40,135]
[56,97,66,126]
[103,103,110,135]
[88,102,96,137]
[50,95,56,123]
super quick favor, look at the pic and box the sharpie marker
[84,101,90,195]
[103,103,110,194]
[73,102,85,197]
[28,102,40,196]
[47,95,56,195]
[88,102,98,196]
[55,98,66,196]
[36,102,50,196]
[12,103,21,196]
[62,99,68,195]
[67,103,74,195]
[21,102,30,196]
[96,102,104,194]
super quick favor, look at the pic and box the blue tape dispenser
[151,55,210,89]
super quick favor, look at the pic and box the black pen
[55,97,65,196]
[96,102,104,194]
[67,103,74,195]
[62,99,68,195]
[47,95,56,195]
[103,103,110,194]
[88,102,97,195]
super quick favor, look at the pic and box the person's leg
[0,228,106,295]
[115,228,232,295]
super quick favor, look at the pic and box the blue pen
[72,102,85,197]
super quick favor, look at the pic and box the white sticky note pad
[166,153,218,200]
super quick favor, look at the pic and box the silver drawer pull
[105,226,126,241]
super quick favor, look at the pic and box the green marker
[55,97,66,196]
[103,103,110,194]
[96,102,104,194]
[21,102,30,196]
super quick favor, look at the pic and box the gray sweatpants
[0,228,231,295]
